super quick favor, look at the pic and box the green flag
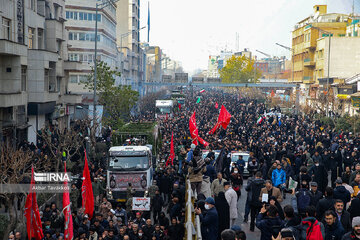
[196,97,201,103]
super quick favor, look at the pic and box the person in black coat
[215,192,230,239]
[323,210,345,240]
[333,199,352,233]
[152,190,164,224]
[167,217,184,240]
[309,159,328,193]
[348,195,360,221]
[309,181,323,207]
[256,205,285,240]
[333,179,351,205]
[195,197,219,240]
[317,187,336,221]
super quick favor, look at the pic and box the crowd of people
[13,89,360,240]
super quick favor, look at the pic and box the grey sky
[140,0,360,73]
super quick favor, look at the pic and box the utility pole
[307,25,333,117]
[276,43,298,115]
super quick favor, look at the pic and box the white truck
[107,146,153,203]
[155,100,174,119]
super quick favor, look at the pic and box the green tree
[82,61,139,127]
[219,55,262,83]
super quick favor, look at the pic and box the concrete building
[291,5,349,85]
[64,0,119,104]
[0,0,69,145]
[116,0,144,90]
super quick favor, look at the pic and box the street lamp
[93,0,119,125]
[308,24,332,117]
[276,43,299,114]
[119,26,146,50]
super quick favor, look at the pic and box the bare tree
[0,145,52,240]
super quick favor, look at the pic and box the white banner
[132,197,151,211]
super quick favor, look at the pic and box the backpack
[306,220,324,240]
[297,189,311,212]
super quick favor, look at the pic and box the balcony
[60,93,82,105]
[0,40,27,56]
[303,76,314,84]
[304,41,316,50]
[304,58,315,67]
[0,92,27,108]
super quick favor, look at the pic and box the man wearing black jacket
[316,187,336,221]
[309,182,323,207]
[245,171,265,231]
[333,199,351,233]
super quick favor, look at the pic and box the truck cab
[155,100,173,119]
[107,146,152,203]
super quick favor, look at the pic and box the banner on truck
[109,172,148,191]
[132,197,151,211]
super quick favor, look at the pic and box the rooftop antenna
[235,32,239,52]
[352,0,355,16]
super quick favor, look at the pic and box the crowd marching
[14,89,360,240]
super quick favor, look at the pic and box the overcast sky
[139,0,360,74]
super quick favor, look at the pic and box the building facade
[116,0,144,90]
[0,0,69,145]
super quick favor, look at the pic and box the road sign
[175,73,188,83]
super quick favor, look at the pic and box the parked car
[230,151,250,178]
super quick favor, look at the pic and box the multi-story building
[0,0,68,145]
[64,0,120,108]
[116,0,144,90]
[291,5,348,85]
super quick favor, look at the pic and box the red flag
[166,132,175,166]
[215,102,218,109]
[189,111,199,145]
[63,162,73,240]
[82,151,94,219]
[271,90,275,97]
[189,111,209,146]
[178,103,181,110]
[24,167,44,240]
[209,105,232,134]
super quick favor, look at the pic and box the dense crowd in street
[13,89,360,240]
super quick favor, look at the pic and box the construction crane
[256,49,271,58]
[275,43,292,51]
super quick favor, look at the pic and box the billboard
[108,171,148,191]
[175,73,188,83]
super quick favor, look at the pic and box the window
[66,11,70,19]
[79,12,83,20]
[84,12,87,20]
[21,66,27,91]
[70,75,78,83]
[44,69,49,91]
[56,39,62,54]
[69,32,73,40]
[28,27,35,49]
[70,11,73,19]
[79,33,85,41]
[2,18,11,40]
[78,75,87,83]
[30,0,36,10]
[38,28,43,49]
[88,13,92,21]
[56,77,61,92]
[74,12,78,20]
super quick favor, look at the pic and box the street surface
[234,179,291,238]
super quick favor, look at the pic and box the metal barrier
[185,179,202,240]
